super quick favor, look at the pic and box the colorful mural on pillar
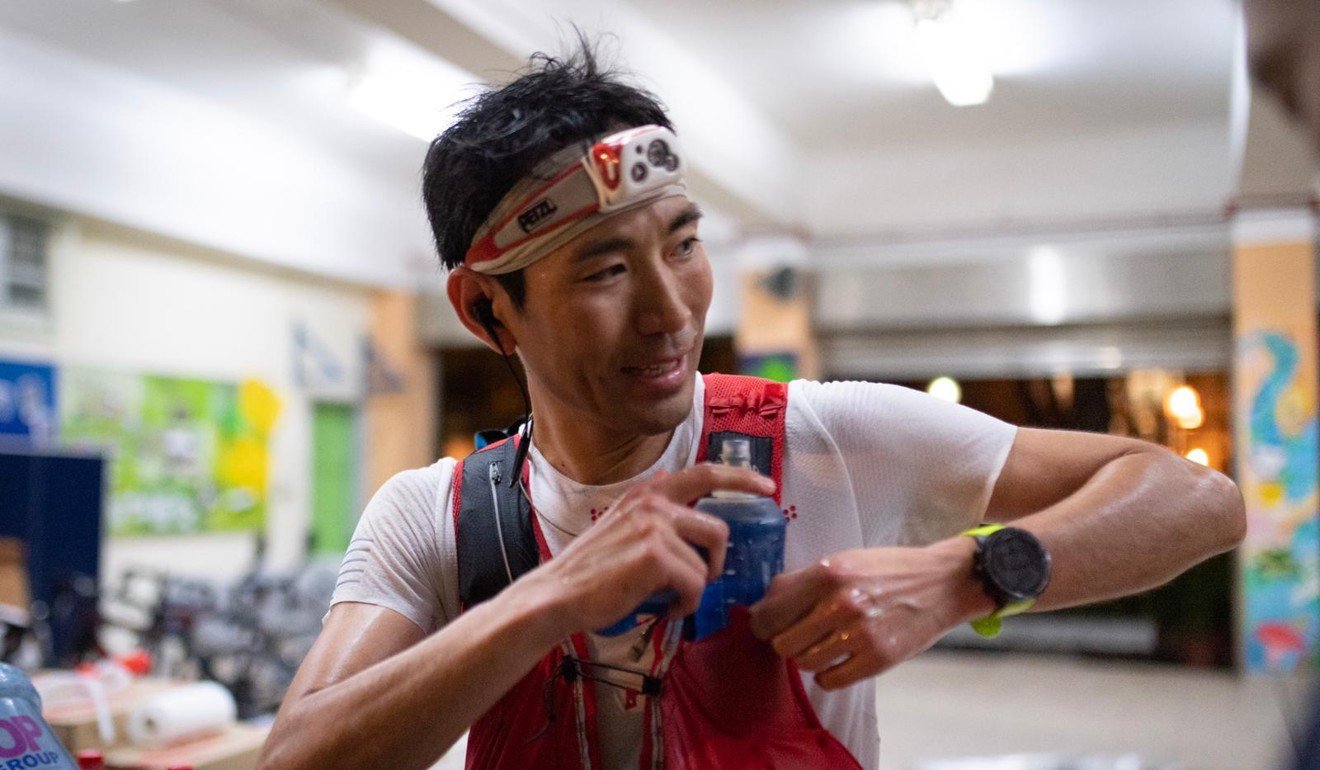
[1238,331,1320,671]
[59,369,281,536]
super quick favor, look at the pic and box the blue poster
[0,359,57,448]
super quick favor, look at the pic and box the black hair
[421,38,673,309]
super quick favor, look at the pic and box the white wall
[0,215,372,586]
[0,28,433,288]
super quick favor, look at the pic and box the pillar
[364,289,438,502]
[1232,207,1319,672]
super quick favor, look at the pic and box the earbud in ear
[473,299,501,348]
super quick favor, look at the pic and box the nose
[631,260,691,337]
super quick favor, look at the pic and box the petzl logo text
[517,199,558,233]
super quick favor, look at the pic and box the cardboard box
[38,676,181,755]
[103,724,268,770]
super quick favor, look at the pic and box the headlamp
[464,125,687,275]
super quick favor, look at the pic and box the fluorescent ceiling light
[1027,246,1066,324]
[350,73,462,142]
[348,46,476,142]
[912,3,994,107]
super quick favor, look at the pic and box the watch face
[983,529,1051,601]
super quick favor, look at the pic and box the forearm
[260,583,566,770]
[941,449,1245,620]
[752,443,1245,690]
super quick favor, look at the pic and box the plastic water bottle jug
[688,436,785,640]
[0,662,79,768]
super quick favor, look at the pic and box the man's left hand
[747,539,995,690]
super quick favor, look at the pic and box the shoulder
[333,459,462,633]
[788,378,907,407]
[373,457,458,506]
[786,378,1015,447]
[786,378,924,424]
[363,458,460,536]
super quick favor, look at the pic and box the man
[260,48,1244,770]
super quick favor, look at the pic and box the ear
[447,266,517,355]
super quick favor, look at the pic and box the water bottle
[688,437,786,640]
[599,437,786,641]
[0,662,80,769]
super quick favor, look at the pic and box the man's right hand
[512,463,776,636]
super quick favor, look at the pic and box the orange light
[1165,385,1204,430]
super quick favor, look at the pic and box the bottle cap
[720,437,751,469]
[75,750,105,770]
[117,650,153,676]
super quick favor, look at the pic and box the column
[364,289,438,503]
[734,236,819,381]
[1232,207,1319,672]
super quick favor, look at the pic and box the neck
[528,393,677,487]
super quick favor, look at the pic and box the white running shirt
[330,377,1017,769]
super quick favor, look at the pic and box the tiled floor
[874,651,1314,770]
[429,651,1315,769]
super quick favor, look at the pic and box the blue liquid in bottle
[688,436,786,640]
[598,437,786,640]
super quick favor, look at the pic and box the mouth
[621,357,683,378]
[619,354,689,393]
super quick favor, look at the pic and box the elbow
[256,715,306,770]
[256,748,285,770]
[257,736,294,770]
[258,739,313,770]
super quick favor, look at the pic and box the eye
[675,237,701,258]
[584,264,626,282]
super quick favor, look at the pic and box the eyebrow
[572,203,705,263]
[668,203,704,234]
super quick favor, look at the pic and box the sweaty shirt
[330,377,1017,769]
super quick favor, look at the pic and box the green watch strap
[959,524,1036,638]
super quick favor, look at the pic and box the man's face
[504,195,712,438]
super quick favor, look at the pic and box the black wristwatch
[960,524,1052,637]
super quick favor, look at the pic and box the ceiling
[614,0,1236,150]
[0,0,1252,287]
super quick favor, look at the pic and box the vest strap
[456,437,539,609]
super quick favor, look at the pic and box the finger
[748,565,832,641]
[654,531,709,617]
[670,507,730,581]
[659,525,711,587]
[620,517,707,598]
[795,625,862,672]
[816,648,885,691]
[770,600,845,660]
[772,586,880,658]
[653,463,775,505]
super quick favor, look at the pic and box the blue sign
[0,359,57,448]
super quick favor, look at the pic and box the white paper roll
[127,681,238,748]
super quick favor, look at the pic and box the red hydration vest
[452,373,863,769]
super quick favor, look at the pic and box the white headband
[465,125,687,275]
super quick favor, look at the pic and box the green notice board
[61,369,279,536]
